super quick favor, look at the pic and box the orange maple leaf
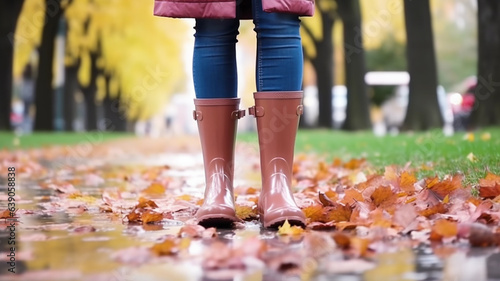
[302,205,325,223]
[399,171,416,194]
[343,158,365,170]
[341,188,364,205]
[332,232,351,249]
[142,210,163,224]
[136,197,158,209]
[418,202,448,217]
[370,185,395,207]
[324,203,352,222]
[478,172,500,199]
[426,174,463,200]
[141,182,166,195]
[430,219,458,241]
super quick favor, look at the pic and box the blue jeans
[193,0,303,98]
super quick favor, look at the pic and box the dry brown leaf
[314,161,331,181]
[342,188,364,205]
[142,210,163,224]
[136,197,158,209]
[418,202,448,217]
[332,232,351,249]
[324,203,352,222]
[319,191,335,206]
[399,171,416,194]
[478,172,500,199]
[343,158,365,170]
[126,209,142,223]
[235,204,258,220]
[0,209,12,219]
[430,219,458,241]
[384,165,398,182]
[303,204,325,223]
[151,237,190,256]
[426,174,463,200]
[142,182,166,195]
[370,185,394,207]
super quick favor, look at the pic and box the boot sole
[198,216,238,229]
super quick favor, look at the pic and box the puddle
[0,151,499,281]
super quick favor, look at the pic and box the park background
[1,0,499,138]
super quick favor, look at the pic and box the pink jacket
[154,0,314,19]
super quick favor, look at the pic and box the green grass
[0,131,132,150]
[238,127,500,184]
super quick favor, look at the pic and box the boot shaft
[249,91,303,178]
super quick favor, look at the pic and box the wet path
[0,137,499,281]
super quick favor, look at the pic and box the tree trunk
[103,94,127,132]
[34,0,64,131]
[470,0,500,127]
[338,0,371,131]
[81,53,99,131]
[310,9,335,128]
[0,1,25,130]
[401,0,443,131]
[63,64,78,131]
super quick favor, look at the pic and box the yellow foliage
[15,0,189,121]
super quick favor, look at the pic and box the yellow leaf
[277,220,304,236]
[463,133,475,142]
[176,194,192,201]
[480,132,491,141]
[235,204,258,220]
[467,152,478,162]
[442,194,450,204]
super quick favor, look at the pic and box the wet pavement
[0,137,499,281]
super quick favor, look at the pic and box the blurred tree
[401,0,443,131]
[14,0,187,131]
[470,0,500,127]
[34,0,66,131]
[337,0,371,130]
[65,0,187,128]
[301,0,337,128]
[0,1,25,131]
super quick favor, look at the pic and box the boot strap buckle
[248,106,264,117]
[231,109,246,120]
[296,105,304,116]
[193,110,203,121]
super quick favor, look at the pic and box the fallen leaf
[235,204,258,220]
[324,203,352,222]
[136,197,158,209]
[466,152,477,162]
[370,185,396,207]
[418,202,448,217]
[399,171,416,194]
[463,132,474,142]
[151,237,187,256]
[141,182,166,195]
[480,132,491,141]
[343,158,365,170]
[332,232,351,249]
[426,174,463,200]
[278,220,305,236]
[478,172,500,199]
[430,219,458,241]
[342,188,365,205]
[319,191,335,206]
[303,204,325,223]
[142,210,163,224]
[178,224,206,238]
